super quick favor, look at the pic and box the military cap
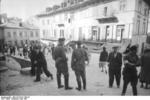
[58,38,65,42]
[130,45,138,51]
[77,41,82,45]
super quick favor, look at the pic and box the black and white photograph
[0,0,150,97]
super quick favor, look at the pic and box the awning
[96,17,118,24]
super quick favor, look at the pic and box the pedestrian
[140,44,150,89]
[71,41,89,91]
[53,38,73,90]
[99,47,108,73]
[107,46,122,88]
[29,46,37,76]
[121,45,140,96]
[34,46,53,82]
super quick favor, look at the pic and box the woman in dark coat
[140,46,150,89]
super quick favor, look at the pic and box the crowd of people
[1,38,150,95]
[99,43,150,95]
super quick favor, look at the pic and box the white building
[37,0,150,53]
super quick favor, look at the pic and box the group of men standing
[30,37,150,95]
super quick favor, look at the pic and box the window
[143,20,146,34]
[104,7,107,16]
[20,32,23,37]
[25,32,27,37]
[106,26,110,36]
[60,30,64,38]
[47,19,50,25]
[7,32,11,38]
[13,32,17,37]
[137,20,140,35]
[138,0,142,13]
[42,20,45,25]
[36,32,39,37]
[30,32,34,37]
[120,0,127,11]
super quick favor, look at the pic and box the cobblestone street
[0,53,150,96]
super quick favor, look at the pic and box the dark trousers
[57,69,69,89]
[36,64,52,81]
[31,61,36,76]
[109,68,121,87]
[122,74,138,96]
[75,70,86,90]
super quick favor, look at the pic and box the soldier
[71,41,89,91]
[53,38,72,90]
[107,46,122,88]
[34,46,53,82]
[122,45,140,96]
[99,47,108,73]
[29,46,36,76]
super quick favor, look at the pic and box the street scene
[0,0,150,96]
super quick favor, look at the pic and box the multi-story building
[37,0,150,53]
[0,20,40,47]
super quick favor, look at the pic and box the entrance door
[116,25,125,42]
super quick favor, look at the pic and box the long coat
[140,50,150,84]
[53,45,68,72]
[107,52,122,70]
[71,48,89,71]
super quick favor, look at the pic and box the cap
[77,41,82,45]
[130,45,138,51]
[58,38,65,42]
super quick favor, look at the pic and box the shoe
[140,85,144,88]
[50,75,53,80]
[58,85,64,89]
[117,86,120,88]
[34,80,40,82]
[76,87,81,91]
[109,86,113,88]
[121,93,125,96]
[65,87,73,90]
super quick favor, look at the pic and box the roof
[144,0,150,6]
[37,0,115,17]
[0,22,39,30]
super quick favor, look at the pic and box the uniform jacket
[99,51,108,62]
[71,47,89,71]
[53,45,68,71]
[108,52,122,70]
[35,51,47,66]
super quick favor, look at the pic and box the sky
[1,0,63,21]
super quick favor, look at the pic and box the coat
[35,51,47,67]
[123,52,140,77]
[99,51,108,62]
[53,45,68,72]
[71,48,89,71]
[107,52,122,70]
[140,50,150,84]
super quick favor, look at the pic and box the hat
[130,45,138,51]
[112,46,119,49]
[77,41,82,45]
[144,43,150,50]
[58,38,65,42]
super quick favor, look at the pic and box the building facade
[0,22,40,47]
[37,0,150,53]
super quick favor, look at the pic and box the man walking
[122,45,140,96]
[99,47,108,73]
[53,38,72,90]
[34,46,53,82]
[71,41,89,91]
[107,46,122,88]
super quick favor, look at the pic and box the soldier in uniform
[121,45,140,96]
[53,38,72,90]
[71,41,89,91]
[29,46,37,76]
[34,46,53,82]
[107,46,122,88]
